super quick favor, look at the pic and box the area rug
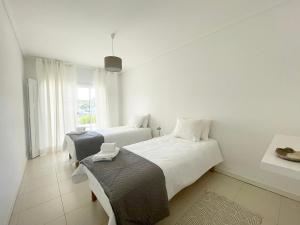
[174,191,262,225]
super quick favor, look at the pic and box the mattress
[73,135,223,225]
[64,126,152,162]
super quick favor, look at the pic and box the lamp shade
[104,56,122,72]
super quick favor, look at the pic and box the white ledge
[261,134,300,180]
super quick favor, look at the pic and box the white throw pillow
[142,114,150,128]
[128,115,145,128]
[201,120,211,140]
[172,118,203,142]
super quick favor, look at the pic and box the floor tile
[56,167,75,182]
[235,183,281,225]
[17,198,64,225]
[45,216,66,225]
[53,152,70,163]
[58,179,89,195]
[61,188,91,213]
[23,166,56,181]
[158,172,210,225]
[65,202,108,225]
[8,213,18,225]
[278,197,300,225]
[17,184,60,211]
[25,157,57,171]
[206,172,243,200]
[12,196,23,214]
[20,174,58,194]
[55,161,75,174]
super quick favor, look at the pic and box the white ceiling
[5,0,287,70]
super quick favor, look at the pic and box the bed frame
[85,167,117,225]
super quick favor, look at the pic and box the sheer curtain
[36,58,77,153]
[36,59,119,153]
[93,69,120,128]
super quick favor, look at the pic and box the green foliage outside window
[79,114,96,124]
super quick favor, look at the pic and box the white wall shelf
[261,134,300,180]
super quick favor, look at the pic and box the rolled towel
[92,148,120,162]
[100,143,117,154]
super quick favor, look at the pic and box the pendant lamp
[104,33,122,72]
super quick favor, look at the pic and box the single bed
[63,126,152,163]
[73,135,223,225]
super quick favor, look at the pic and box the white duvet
[125,135,223,199]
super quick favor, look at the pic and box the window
[77,86,96,129]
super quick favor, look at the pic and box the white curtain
[36,58,77,153]
[93,69,120,128]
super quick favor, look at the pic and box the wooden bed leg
[91,191,97,202]
[210,167,215,172]
[75,161,79,168]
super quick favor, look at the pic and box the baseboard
[216,168,300,202]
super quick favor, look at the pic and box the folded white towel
[76,127,86,132]
[100,143,117,154]
[92,148,119,162]
[93,149,119,162]
[69,130,86,135]
[92,143,119,162]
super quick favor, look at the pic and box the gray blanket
[67,131,104,161]
[81,149,169,225]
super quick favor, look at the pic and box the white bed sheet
[73,135,223,225]
[63,126,152,162]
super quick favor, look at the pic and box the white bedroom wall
[0,1,27,224]
[121,1,300,198]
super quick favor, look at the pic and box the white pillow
[142,114,150,128]
[172,118,203,142]
[128,115,145,128]
[201,120,211,140]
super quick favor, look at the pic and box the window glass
[77,86,96,129]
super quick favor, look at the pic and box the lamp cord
[111,36,114,56]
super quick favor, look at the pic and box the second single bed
[64,126,152,163]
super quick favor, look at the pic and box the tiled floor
[9,152,300,225]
